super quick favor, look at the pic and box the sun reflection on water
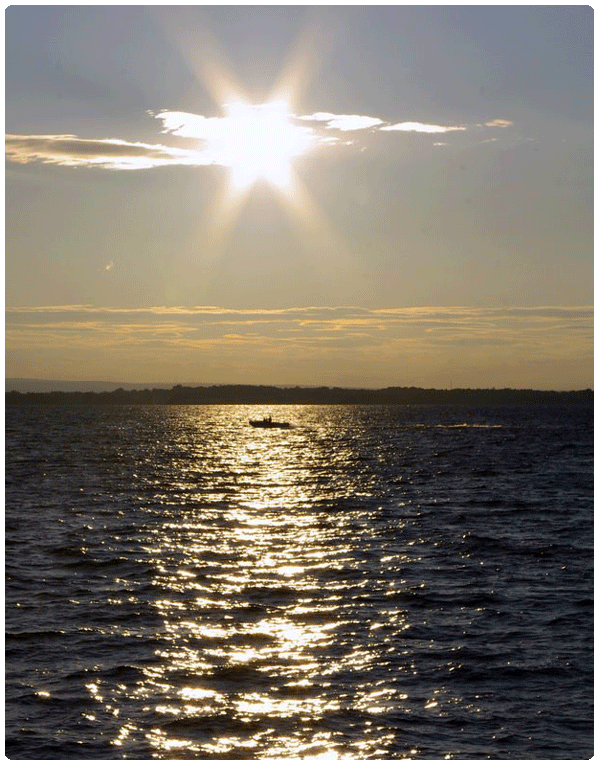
[88,406,479,758]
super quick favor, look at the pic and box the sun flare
[215,100,314,191]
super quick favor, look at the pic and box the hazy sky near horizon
[5,5,593,389]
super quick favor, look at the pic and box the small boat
[249,416,291,429]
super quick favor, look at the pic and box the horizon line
[6,379,593,394]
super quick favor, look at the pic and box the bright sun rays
[192,96,348,269]
[156,10,351,281]
[214,100,315,191]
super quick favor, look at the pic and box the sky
[5,4,593,389]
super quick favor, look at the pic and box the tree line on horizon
[4,384,593,406]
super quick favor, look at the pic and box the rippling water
[5,404,593,759]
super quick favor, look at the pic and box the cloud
[380,122,467,134]
[485,119,514,128]
[5,107,515,172]
[155,110,224,140]
[5,134,213,170]
[297,112,384,131]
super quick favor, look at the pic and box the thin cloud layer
[7,304,592,345]
[8,304,589,321]
[6,304,591,388]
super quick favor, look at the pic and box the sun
[213,100,314,191]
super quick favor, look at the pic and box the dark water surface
[5,404,593,759]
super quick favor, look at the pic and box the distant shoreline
[5,384,593,406]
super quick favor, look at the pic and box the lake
[5,404,593,759]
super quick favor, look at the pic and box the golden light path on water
[81,406,481,758]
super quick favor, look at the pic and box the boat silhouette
[249,416,291,429]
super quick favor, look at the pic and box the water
[5,404,593,759]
